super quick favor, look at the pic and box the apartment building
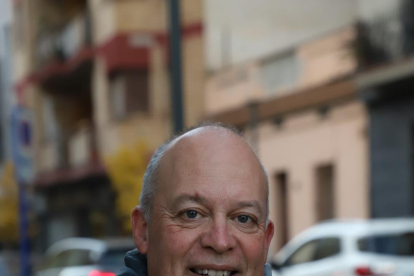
[205,26,369,256]
[10,0,204,249]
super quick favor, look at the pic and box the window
[284,237,341,267]
[358,232,414,256]
[275,172,289,247]
[110,70,149,120]
[260,52,299,96]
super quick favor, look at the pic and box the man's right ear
[131,206,148,254]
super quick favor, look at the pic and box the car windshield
[99,248,132,266]
[358,232,414,256]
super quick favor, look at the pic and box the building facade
[206,27,370,257]
[10,0,204,250]
[357,0,414,218]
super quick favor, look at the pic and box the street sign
[11,105,34,184]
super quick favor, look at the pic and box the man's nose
[200,216,236,253]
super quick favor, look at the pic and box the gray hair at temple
[137,122,270,226]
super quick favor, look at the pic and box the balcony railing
[38,138,67,173]
[37,126,97,173]
[36,11,92,68]
[354,1,414,69]
[68,127,97,168]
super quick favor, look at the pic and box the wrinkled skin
[132,127,274,276]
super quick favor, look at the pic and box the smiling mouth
[190,268,238,276]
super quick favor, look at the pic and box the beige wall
[297,27,356,88]
[183,35,205,127]
[89,0,116,45]
[258,101,369,256]
[205,27,357,117]
[92,19,204,158]
[115,0,167,34]
[205,63,265,115]
[90,0,203,45]
[92,37,171,157]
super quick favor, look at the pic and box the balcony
[354,2,414,70]
[36,11,92,69]
[35,126,103,187]
[68,126,97,168]
[205,27,356,117]
[38,126,97,173]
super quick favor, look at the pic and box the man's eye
[237,215,250,223]
[185,210,199,219]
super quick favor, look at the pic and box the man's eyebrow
[170,195,264,218]
[236,201,264,218]
[170,194,209,208]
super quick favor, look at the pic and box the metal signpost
[11,105,33,276]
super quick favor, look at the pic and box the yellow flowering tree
[0,162,19,243]
[106,140,150,233]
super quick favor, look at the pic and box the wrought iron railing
[353,0,414,70]
[35,10,92,68]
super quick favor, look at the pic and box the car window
[284,240,318,266]
[66,249,94,266]
[45,249,93,269]
[358,232,414,256]
[283,237,341,267]
[314,238,341,260]
[45,250,72,269]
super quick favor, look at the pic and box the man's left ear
[264,220,274,262]
[131,206,148,254]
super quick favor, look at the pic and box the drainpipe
[248,101,259,155]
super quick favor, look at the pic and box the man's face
[132,129,274,276]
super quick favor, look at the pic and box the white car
[35,238,135,276]
[271,219,414,276]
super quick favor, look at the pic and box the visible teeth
[194,269,232,276]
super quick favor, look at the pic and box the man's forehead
[167,126,247,156]
[156,127,266,189]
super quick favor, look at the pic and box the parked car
[271,219,414,276]
[35,238,135,276]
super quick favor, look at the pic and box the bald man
[118,123,274,276]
